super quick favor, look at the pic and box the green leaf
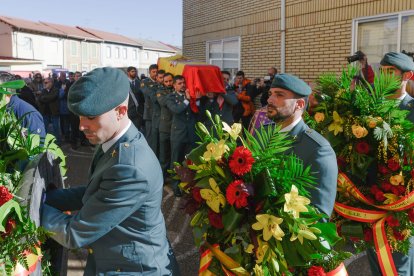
[0,80,25,90]
[312,222,341,246]
[0,199,23,232]
[222,206,245,232]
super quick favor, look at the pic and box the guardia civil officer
[260,74,338,217]
[141,64,158,144]
[41,67,179,275]
[367,52,414,276]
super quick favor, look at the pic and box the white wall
[138,49,175,74]
[13,32,64,68]
[101,43,140,69]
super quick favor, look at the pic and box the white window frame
[106,46,111,58]
[206,37,241,70]
[352,10,414,56]
[71,41,78,56]
[115,47,120,59]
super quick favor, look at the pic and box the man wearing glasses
[367,51,414,275]
[38,77,61,144]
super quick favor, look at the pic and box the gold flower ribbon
[334,172,414,275]
[13,246,42,276]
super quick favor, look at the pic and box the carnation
[393,230,405,241]
[355,141,370,154]
[363,228,373,242]
[208,209,224,229]
[387,158,400,172]
[229,147,255,176]
[386,216,400,227]
[0,186,13,206]
[408,209,414,223]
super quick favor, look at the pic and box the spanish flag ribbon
[199,244,219,275]
[13,246,42,276]
[334,172,414,276]
[326,263,348,276]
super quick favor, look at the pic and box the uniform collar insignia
[111,149,117,157]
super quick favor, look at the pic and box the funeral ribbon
[326,262,348,276]
[334,172,414,276]
[199,242,249,276]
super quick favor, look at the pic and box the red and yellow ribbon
[13,246,42,276]
[326,262,348,276]
[334,172,414,276]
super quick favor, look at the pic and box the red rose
[225,180,249,208]
[363,228,373,242]
[387,158,400,172]
[355,141,370,154]
[408,209,414,223]
[228,147,255,176]
[0,186,13,206]
[386,216,400,227]
[208,210,224,229]
[393,230,405,241]
[370,185,380,195]
[391,187,401,196]
[192,187,203,203]
[378,165,389,175]
[381,182,392,192]
[375,191,386,202]
[308,266,326,276]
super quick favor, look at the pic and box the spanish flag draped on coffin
[157,55,226,99]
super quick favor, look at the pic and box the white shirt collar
[280,117,302,133]
[102,120,131,153]
[398,92,407,101]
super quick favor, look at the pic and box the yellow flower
[384,193,400,204]
[368,120,377,128]
[290,224,318,244]
[200,178,226,213]
[203,140,229,161]
[252,214,285,241]
[284,185,310,218]
[328,111,344,135]
[352,124,369,138]
[222,122,242,140]
[255,239,275,264]
[253,264,264,276]
[314,112,325,123]
[244,244,254,254]
[390,174,404,186]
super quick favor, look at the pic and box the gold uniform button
[124,143,130,148]
[88,248,93,254]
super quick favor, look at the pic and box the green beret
[270,73,311,97]
[68,67,129,116]
[380,52,414,72]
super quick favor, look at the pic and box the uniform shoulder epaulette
[303,128,330,147]
[116,142,136,166]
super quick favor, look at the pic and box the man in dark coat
[127,66,145,131]
[38,77,60,144]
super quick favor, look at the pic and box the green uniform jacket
[41,124,177,275]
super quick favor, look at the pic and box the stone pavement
[60,143,372,275]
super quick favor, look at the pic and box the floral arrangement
[306,67,414,274]
[0,80,65,275]
[173,111,350,275]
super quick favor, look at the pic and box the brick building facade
[183,0,414,82]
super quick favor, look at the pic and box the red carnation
[386,216,400,227]
[398,185,406,195]
[228,147,255,176]
[370,185,380,195]
[355,141,370,154]
[387,158,400,172]
[225,180,249,208]
[378,165,389,175]
[381,182,392,192]
[393,230,405,241]
[308,266,326,276]
[363,228,373,242]
[208,209,224,229]
[375,191,386,202]
[391,187,401,196]
[192,187,203,203]
[0,186,13,206]
[408,209,414,223]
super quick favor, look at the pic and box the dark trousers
[367,237,414,275]
[241,115,252,131]
[69,112,80,145]
[159,131,171,178]
[144,120,152,141]
[43,115,61,143]
[60,114,70,140]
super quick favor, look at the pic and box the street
[61,143,371,276]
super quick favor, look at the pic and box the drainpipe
[280,0,286,73]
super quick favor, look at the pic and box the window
[353,11,414,65]
[21,37,32,51]
[70,64,78,72]
[82,65,89,72]
[49,41,58,54]
[82,43,88,60]
[90,44,97,58]
[143,51,149,60]
[122,48,127,59]
[115,47,120,59]
[132,50,137,60]
[106,46,111,58]
[71,41,77,56]
[206,37,240,74]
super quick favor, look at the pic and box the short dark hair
[0,72,15,84]
[221,70,231,77]
[68,72,75,76]
[157,69,166,75]
[173,75,184,83]
[163,73,174,79]
[236,71,245,77]
[149,64,158,71]
[127,66,137,72]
